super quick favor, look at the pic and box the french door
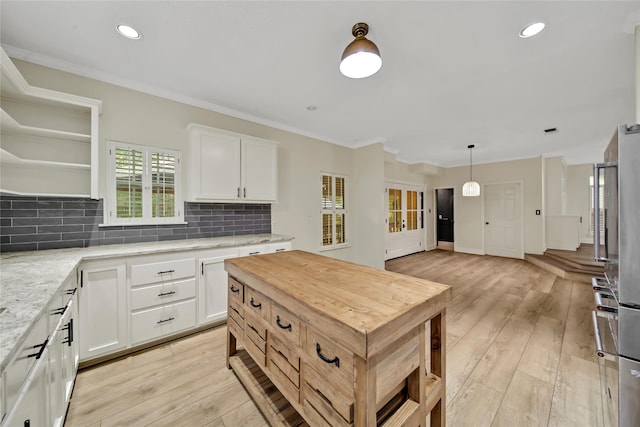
[385,183,425,260]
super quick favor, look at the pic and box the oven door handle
[593,162,617,262]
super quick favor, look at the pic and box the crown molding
[2,44,358,150]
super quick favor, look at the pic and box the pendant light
[462,144,480,197]
[340,22,382,79]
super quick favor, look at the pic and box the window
[106,141,183,225]
[321,173,347,248]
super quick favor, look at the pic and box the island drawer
[268,334,300,386]
[270,302,300,346]
[244,313,267,367]
[304,326,353,387]
[130,258,196,286]
[228,299,245,326]
[130,299,196,345]
[245,286,270,321]
[228,277,244,305]
[302,365,354,427]
[130,278,196,310]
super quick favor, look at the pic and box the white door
[385,183,425,260]
[197,132,241,200]
[484,182,523,258]
[242,137,278,202]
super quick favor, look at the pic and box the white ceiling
[1,1,638,167]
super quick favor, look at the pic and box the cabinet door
[195,131,241,200]
[199,252,238,325]
[242,136,278,202]
[61,300,78,402]
[47,317,66,427]
[2,347,49,427]
[79,264,127,361]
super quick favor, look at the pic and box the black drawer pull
[62,319,74,347]
[65,288,77,295]
[316,343,340,367]
[157,291,176,297]
[250,298,262,309]
[157,317,175,324]
[275,248,286,252]
[51,307,66,316]
[276,315,292,331]
[230,285,240,294]
[157,269,176,275]
[249,251,260,255]
[27,339,48,360]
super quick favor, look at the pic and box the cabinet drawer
[228,277,244,305]
[4,313,48,413]
[130,258,196,286]
[268,334,300,387]
[130,278,196,310]
[266,241,291,253]
[268,354,300,405]
[229,299,245,324]
[131,299,197,345]
[238,245,267,256]
[228,314,244,339]
[270,303,300,346]
[302,367,354,427]
[245,287,270,321]
[244,313,267,367]
[305,326,354,387]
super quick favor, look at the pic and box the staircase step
[524,253,603,283]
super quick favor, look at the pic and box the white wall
[353,143,386,268]
[13,58,385,267]
[431,156,545,255]
[566,163,594,244]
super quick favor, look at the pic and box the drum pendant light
[462,145,480,197]
[340,23,382,79]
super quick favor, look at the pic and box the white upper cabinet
[0,47,102,198]
[187,123,278,203]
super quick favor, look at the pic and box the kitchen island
[225,250,452,427]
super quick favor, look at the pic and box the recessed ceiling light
[519,22,545,38]
[306,105,317,111]
[116,24,141,40]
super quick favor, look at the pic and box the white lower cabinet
[2,347,49,427]
[131,299,197,345]
[198,249,239,325]
[79,262,127,361]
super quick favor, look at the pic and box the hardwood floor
[65,250,602,426]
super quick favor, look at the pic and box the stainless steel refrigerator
[593,123,640,427]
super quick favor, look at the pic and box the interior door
[436,188,454,249]
[484,182,523,258]
[385,184,424,260]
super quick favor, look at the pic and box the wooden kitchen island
[225,250,451,427]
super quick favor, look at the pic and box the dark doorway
[436,188,454,250]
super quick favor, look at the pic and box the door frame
[482,180,525,259]
[433,186,455,251]
[384,180,427,260]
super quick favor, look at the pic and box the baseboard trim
[454,246,485,256]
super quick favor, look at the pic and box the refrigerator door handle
[593,162,617,262]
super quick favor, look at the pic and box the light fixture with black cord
[462,144,480,197]
[340,22,382,79]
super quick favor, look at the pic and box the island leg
[430,309,446,426]
[227,328,237,369]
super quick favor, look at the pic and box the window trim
[320,172,349,251]
[104,140,184,226]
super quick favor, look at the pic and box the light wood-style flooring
[65,250,602,426]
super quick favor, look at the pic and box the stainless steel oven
[592,124,640,427]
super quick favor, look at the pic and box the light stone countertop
[0,234,293,370]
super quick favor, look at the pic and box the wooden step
[524,253,603,283]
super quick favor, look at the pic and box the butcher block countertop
[225,250,452,359]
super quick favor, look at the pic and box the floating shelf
[0,108,91,143]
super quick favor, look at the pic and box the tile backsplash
[0,194,271,252]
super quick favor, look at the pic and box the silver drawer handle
[157,317,175,324]
[157,291,176,297]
